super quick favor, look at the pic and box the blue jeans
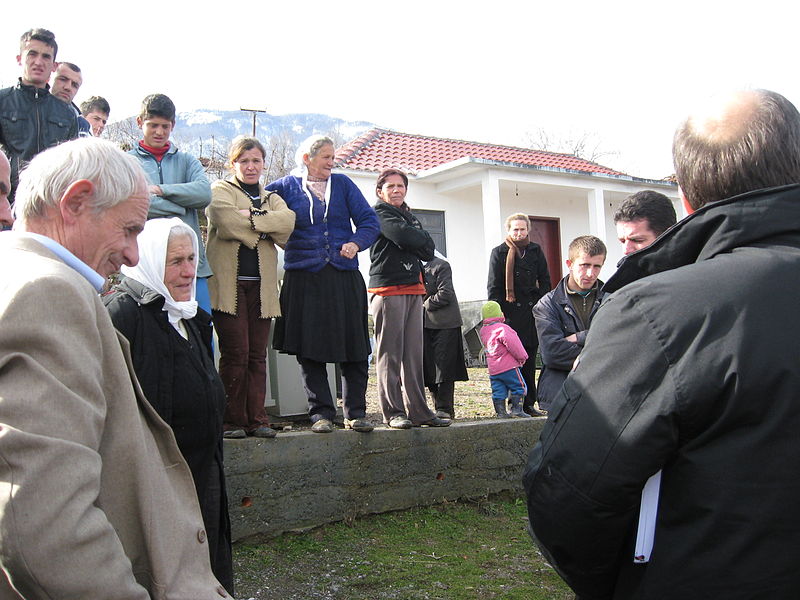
[490,367,527,400]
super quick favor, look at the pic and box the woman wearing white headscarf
[266,135,380,434]
[103,217,233,595]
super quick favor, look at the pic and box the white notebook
[634,470,662,563]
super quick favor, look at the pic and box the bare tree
[326,124,347,149]
[264,129,297,183]
[199,135,228,183]
[525,127,618,164]
[104,116,140,152]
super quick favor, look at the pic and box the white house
[333,128,681,302]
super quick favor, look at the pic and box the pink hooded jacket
[479,317,529,376]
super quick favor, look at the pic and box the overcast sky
[2,1,796,179]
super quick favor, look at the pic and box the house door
[529,216,561,290]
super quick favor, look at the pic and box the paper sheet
[633,469,662,563]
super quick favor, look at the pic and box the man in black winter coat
[524,89,800,599]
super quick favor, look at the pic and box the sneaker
[434,410,452,419]
[388,415,413,429]
[223,429,246,439]
[344,418,374,433]
[417,416,451,427]
[251,425,277,438]
[311,418,334,433]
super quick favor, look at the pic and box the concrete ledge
[224,418,545,541]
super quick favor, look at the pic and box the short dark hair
[139,93,176,122]
[80,96,110,117]
[59,61,80,73]
[568,235,607,262]
[20,28,57,59]
[673,89,800,210]
[375,168,409,198]
[614,191,677,236]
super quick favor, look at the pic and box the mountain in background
[106,109,375,180]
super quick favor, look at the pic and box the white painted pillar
[587,187,607,241]
[481,173,502,277]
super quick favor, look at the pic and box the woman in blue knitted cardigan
[266,135,380,433]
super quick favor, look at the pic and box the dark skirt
[423,326,469,385]
[273,266,371,363]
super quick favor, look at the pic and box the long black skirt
[423,326,469,385]
[273,266,371,363]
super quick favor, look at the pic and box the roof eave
[412,157,676,186]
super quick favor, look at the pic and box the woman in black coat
[423,254,468,419]
[487,213,551,416]
[368,168,450,429]
[103,217,233,595]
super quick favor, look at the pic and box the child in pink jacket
[479,301,531,418]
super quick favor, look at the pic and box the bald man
[525,89,800,599]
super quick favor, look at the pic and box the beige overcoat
[206,178,295,318]
[0,235,230,599]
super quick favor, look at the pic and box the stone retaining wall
[224,418,545,542]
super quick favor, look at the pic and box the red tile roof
[335,128,627,177]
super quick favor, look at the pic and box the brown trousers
[214,280,271,432]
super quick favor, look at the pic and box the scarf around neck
[503,236,529,303]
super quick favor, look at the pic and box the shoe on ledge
[251,425,277,438]
[311,418,334,433]
[434,410,452,419]
[388,415,413,429]
[417,416,451,427]
[223,429,246,439]
[344,418,374,433]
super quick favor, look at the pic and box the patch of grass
[232,498,572,599]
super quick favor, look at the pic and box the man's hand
[148,184,163,197]
[564,333,578,343]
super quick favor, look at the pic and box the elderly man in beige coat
[0,138,230,599]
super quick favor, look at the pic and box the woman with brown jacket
[206,136,295,439]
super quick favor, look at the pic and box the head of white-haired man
[14,137,149,278]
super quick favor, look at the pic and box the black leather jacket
[525,184,800,599]
[369,201,435,288]
[0,79,78,197]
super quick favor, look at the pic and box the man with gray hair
[525,89,800,598]
[0,138,230,598]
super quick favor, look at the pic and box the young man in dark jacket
[0,28,79,201]
[532,235,606,412]
[525,89,800,599]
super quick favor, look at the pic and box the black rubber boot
[493,398,511,418]
[510,395,531,418]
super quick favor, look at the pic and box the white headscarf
[121,217,198,329]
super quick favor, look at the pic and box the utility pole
[240,107,267,137]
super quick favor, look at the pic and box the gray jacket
[423,257,462,329]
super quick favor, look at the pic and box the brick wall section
[223,418,546,541]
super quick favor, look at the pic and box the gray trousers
[370,294,436,424]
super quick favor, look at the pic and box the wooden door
[529,217,561,291]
